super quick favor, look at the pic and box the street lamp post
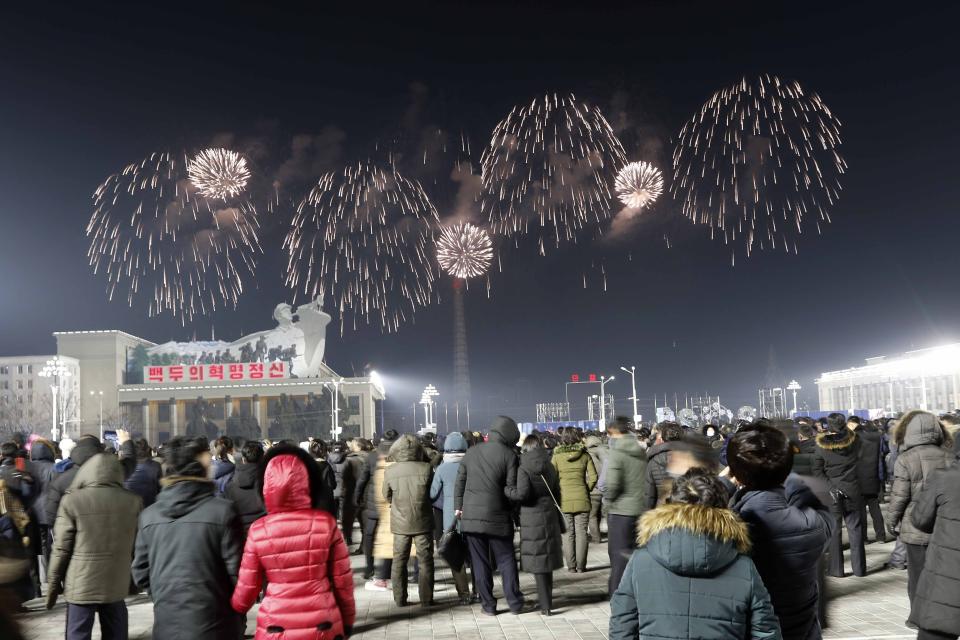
[326,378,343,439]
[90,390,104,440]
[39,357,71,441]
[420,384,439,432]
[599,375,615,430]
[620,365,639,423]
[786,380,802,416]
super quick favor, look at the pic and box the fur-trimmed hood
[893,410,953,451]
[637,502,751,577]
[816,429,856,452]
[553,443,586,461]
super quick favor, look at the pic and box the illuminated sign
[143,362,288,384]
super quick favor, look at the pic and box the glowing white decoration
[615,161,664,209]
[188,148,251,199]
[436,222,493,279]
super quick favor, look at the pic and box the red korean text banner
[143,362,288,384]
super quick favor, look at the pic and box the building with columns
[52,318,385,444]
[816,344,960,415]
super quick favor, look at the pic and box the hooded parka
[551,443,598,514]
[224,462,267,535]
[507,446,564,574]
[231,451,356,640]
[813,429,861,500]
[45,454,142,606]
[454,417,520,538]
[383,435,433,535]
[909,460,960,636]
[132,476,243,640]
[429,432,467,531]
[888,411,955,545]
[609,503,782,640]
[27,439,57,527]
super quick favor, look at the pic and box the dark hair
[331,440,348,455]
[659,422,684,443]
[667,468,729,508]
[637,426,651,440]
[240,440,265,464]
[0,441,17,459]
[727,424,793,490]
[560,429,581,446]
[826,413,847,434]
[798,423,818,440]
[164,437,209,477]
[213,436,234,461]
[607,416,633,435]
[382,429,399,442]
[521,433,543,453]
[847,415,862,426]
[359,438,374,452]
[309,440,328,459]
[133,438,153,461]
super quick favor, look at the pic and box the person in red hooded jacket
[231,444,356,639]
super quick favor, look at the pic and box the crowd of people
[0,408,958,639]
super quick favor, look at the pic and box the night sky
[2,2,958,429]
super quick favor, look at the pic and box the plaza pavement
[17,535,915,640]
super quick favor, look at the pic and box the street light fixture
[786,380,802,416]
[39,356,71,441]
[599,375,614,430]
[620,365,639,424]
[420,384,439,431]
[90,390,104,440]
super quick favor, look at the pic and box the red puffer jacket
[231,454,356,639]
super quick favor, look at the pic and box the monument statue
[145,297,332,378]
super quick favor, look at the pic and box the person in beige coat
[46,453,142,640]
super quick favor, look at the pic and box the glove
[887,524,899,539]
[345,626,353,638]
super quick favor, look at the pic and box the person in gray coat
[887,410,955,606]
[429,432,470,602]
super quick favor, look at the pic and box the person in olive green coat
[383,434,434,607]
[609,469,782,640]
[45,453,143,639]
[551,429,597,572]
[603,423,647,595]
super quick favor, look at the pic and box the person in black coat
[132,436,243,640]
[223,440,267,537]
[27,439,57,568]
[123,439,162,508]
[506,433,563,616]
[454,416,527,615]
[909,459,960,639]
[850,418,887,543]
[729,423,833,640]
[791,421,818,476]
[328,441,358,546]
[643,423,685,509]
[814,414,866,577]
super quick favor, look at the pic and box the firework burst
[481,93,627,254]
[284,159,440,332]
[437,222,493,279]
[615,161,664,210]
[671,74,846,257]
[188,148,251,199]
[86,151,262,322]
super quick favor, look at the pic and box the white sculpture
[146,298,332,378]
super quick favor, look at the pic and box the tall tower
[452,279,471,414]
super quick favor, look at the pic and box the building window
[158,403,170,423]
[348,395,360,411]
[27,365,32,374]
[0,366,7,375]
[27,380,32,389]
[238,398,252,417]
[17,380,22,390]
[17,365,23,374]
